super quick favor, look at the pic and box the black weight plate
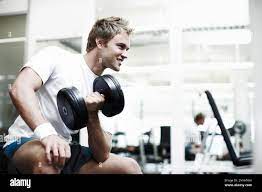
[69,87,89,129]
[57,90,75,130]
[104,75,125,116]
[93,75,124,117]
[93,76,111,99]
[57,87,88,130]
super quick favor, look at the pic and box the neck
[83,49,105,76]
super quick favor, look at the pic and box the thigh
[4,137,33,159]
[77,153,142,174]
[12,140,60,174]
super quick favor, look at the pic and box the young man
[194,112,206,141]
[184,113,205,160]
[3,17,142,174]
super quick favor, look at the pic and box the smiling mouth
[117,59,123,65]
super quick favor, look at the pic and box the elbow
[95,151,110,163]
[9,83,24,102]
[9,85,18,101]
[101,153,110,163]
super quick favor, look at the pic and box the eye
[117,44,125,50]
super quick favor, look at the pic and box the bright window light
[168,0,249,27]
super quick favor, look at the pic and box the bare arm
[9,67,70,168]
[87,112,112,163]
[9,67,47,128]
[85,92,112,163]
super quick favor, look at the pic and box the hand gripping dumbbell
[57,74,124,130]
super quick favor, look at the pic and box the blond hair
[86,16,133,52]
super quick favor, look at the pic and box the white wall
[26,0,95,59]
[0,0,28,16]
[96,0,249,29]
[170,0,249,28]
[96,3,167,29]
[250,0,262,173]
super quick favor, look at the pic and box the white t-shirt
[185,124,202,145]
[4,46,100,146]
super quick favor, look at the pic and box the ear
[95,38,106,49]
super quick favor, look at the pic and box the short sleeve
[21,46,61,84]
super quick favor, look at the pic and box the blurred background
[1,0,261,174]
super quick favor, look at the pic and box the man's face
[99,31,130,71]
[197,118,205,125]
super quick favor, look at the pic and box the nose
[121,50,128,60]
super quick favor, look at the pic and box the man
[194,112,206,141]
[3,17,142,174]
[184,113,205,160]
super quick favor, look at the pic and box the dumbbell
[57,74,124,130]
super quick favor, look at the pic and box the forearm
[9,85,47,130]
[87,113,112,163]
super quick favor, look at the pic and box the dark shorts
[3,137,93,174]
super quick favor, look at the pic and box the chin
[109,66,119,72]
[113,63,121,71]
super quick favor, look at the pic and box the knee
[33,162,61,174]
[122,158,142,174]
[30,146,61,174]
[12,140,60,174]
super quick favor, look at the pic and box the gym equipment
[205,90,252,166]
[57,74,124,130]
[232,120,246,136]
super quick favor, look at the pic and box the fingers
[85,92,105,112]
[52,143,70,169]
[45,144,52,164]
[65,144,71,159]
[51,144,59,166]
[57,145,66,169]
[94,92,105,98]
[89,92,105,103]
[42,135,71,169]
